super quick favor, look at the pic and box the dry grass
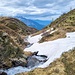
[39,28,66,43]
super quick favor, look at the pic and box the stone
[26,56,40,68]
[0,72,7,75]
[11,58,27,67]
[2,32,8,37]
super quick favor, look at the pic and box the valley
[0,8,75,75]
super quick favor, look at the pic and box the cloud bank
[0,0,75,20]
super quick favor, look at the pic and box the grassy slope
[0,17,37,49]
[45,9,75,29]
[0,17,37,36]
[39,9,75,43]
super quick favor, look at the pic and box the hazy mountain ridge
[15,16,51,30]
[34,20,51,26]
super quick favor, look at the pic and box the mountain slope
[15,16,46,30]
[0,31,26,69]
[0,17,37,36]
[0,17,37,49]
[39,9,75,42]
[0,17,37,69]
[45,9,75,29]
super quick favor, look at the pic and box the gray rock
[11,58,27,67]
[0,72,7,75]
[26,56,40,68]
[2,32,8,37]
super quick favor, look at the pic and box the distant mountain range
[34,20,51,26]
[15,16,51,30]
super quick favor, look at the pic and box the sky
[0,0,75,20]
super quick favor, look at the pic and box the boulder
[0,72,7,75]
[26,56,40,68]
[2,32,8,37]
[11,58,27,67]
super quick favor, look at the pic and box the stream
[0,43,47,75]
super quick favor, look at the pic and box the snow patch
[24,32,75,68]
[46,29,50,32]
[24,29,57,44]
[51,28,54,31]
[50,29,58,34]
[25,34,42,43]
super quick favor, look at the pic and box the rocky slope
[0,17,37,70]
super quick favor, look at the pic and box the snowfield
[3,32,75,75]
[24,32,75,68]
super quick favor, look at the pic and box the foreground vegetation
[0,17,37,69]
[0,31,27,69]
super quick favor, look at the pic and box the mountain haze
[15,16,51,30]
[34,20,51,26]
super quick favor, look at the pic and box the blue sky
[0,0,75,20]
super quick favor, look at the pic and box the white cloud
[45,3,55,7]
[0,0,75,20]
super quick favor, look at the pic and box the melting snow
[24,32,75,68]
[4,66,30,75]
[26,34,42,43]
